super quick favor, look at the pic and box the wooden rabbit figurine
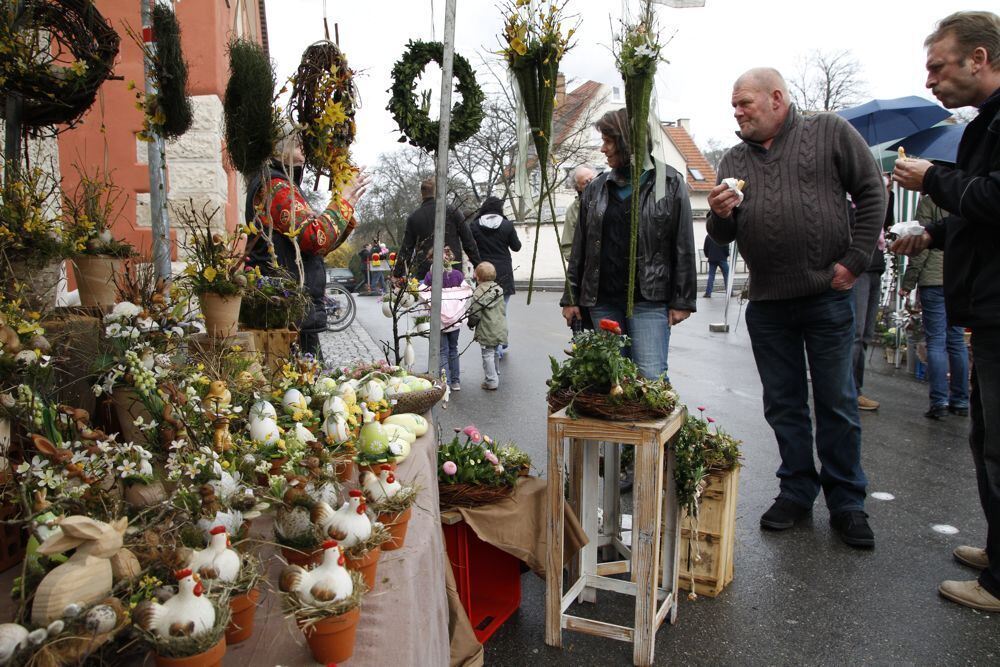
[31,516,128,625]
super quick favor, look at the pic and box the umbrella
[887,124,966,164]
[837,96,952,146]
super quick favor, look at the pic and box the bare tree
[789,49,867,112]
[697,136,734,172]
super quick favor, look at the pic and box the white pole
[428,0,457,375]
[141,0,172,283]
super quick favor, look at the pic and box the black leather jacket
[561,167,697,312]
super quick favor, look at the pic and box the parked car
[326,267,357,292]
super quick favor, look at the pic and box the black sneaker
[830,510,875,549]
[948,405,969,417]
[925,405,948,420]
[760,498,812,530]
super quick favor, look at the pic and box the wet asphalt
[353,289,996,666]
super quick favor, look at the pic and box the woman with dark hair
[470,196,521,356]
[560,108,697,379]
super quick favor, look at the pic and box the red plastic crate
[442,519,522,643]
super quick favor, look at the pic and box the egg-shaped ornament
[293,422,317,444]
[403,340,416,368]
[323,415,351,444]
[357,421,390,457]
[358,380,385,404]
[249,417,280,445]
[313,377,338,397]
[381,300,393,318]
[336,382,357,406]
[384,413,429,436]
[282,388,309,415]
[249,400,277,424]
[323,395,348,419]
[388,436,411,462]
[382,423,416,444]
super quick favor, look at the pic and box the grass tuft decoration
[150,3,193,139]
[224,39,282,176]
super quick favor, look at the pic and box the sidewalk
[319,316,385,368]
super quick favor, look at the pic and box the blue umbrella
[887,124,966,164]
[836,96,951,146]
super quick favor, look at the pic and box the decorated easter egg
[357,422,389,456]
[249,417,280,445]
[384,413,429,436]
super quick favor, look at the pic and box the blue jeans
[481,345,500,388]
[852,271,882,393]
[588,301,671,381]
[920,286,969,409]
[746,288,867,513]
[705,260,730,294]
[440,329,460,385]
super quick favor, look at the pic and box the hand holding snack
[892,151,933,192]
[708,178,745,219]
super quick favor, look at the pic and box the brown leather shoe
[954,545,989,570]
[858,395,880,411]
[938,580,1000,611]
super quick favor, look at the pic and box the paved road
[330,290,995,665]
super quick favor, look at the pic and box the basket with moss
[238,270,309,330]
[547,318,678,421]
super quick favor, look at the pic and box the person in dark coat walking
[393,178,481,280]
[470,196,521,356]
[702,235,730,297]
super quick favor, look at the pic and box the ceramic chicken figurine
[187,525,241,583]
[31,516,128,625]
[134,569,215,638]
[312,490,372,549]
[361,465,402,503]
[279,540,353,605]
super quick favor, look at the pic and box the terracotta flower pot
[281,546,322,567]
[110,386,153,444]
[73,255,122,307]
[226,588,260,645]
[153,637,226,667]
[335,458,355,483]
[124,481,168,508]
[345,546,381,591]
[198,292,242,338]
[298,607,360,665]
[378,507,412,551]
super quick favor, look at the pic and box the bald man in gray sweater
[708,68,886,549]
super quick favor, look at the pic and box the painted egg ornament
[336,383,357,406]
[388,437,411,462]
[249,400,277,424]
[382,423,416,444]
[358,381,385,404]
[357,422,390,456]
[384,413,429,436]
[293,423,317,444]
[249,417,280,445]
[324,415,351,443]
[313,377,338,397]
[282,388,308,414]
[323,395,348,419]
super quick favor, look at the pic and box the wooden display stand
[546,406,686,667]
[244,328,298,372]
[187,331,257,364]
[677,466,739,598]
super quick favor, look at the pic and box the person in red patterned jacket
[245,132,370,354]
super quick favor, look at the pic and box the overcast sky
[265,0,996,166]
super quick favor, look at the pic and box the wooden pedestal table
[545,406,686,667]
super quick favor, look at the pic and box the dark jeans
[705,259,730,294]
[970,328,1000,597]
[746,288,867,513]
[921,286,969,409]
[440,329,460,385]
[852,271,882,393]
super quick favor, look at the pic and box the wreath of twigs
[223,38,282,176]
[547,387,673,422]
[149,3,193,138]
[0,0,120,132]
[386,40,484,153]
[288,41,357,191]
[439,483,513,509]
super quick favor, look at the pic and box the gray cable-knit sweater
[707,106,886,301]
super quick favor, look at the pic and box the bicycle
[324,283,357,332]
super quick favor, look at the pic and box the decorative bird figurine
[187,525,241,583]
[279,540,353,605]
[312,490,372,549]
[361,465,402,503]
[133,569,215,638]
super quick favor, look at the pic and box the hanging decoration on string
[500,0,576,304]
[0,0,120,133]
[386,40,484,154]
[288,41,357,193]
[223,39,282,177]
[614,1,665,316]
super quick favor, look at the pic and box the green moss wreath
[386,40,484,153]
[150,3,193,139]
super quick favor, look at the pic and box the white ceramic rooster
[361,465,402,503]
[279,540,354,605]
[312,489,372,549]
[134,569,215,638]
[187,525,241,583]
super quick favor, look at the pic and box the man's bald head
[731,68,791,148]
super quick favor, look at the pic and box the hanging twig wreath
[288,41,357,192]
[0,0,120,133]
[386,40,484,153]
[223,38,282,177]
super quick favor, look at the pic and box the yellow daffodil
[202,267,218,282]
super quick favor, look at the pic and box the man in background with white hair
[707,67,885,549]
[560,165,596,262]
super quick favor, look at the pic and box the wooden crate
[244,328,298,372]
[677,466,738,598]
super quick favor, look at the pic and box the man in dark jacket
[702,235,730,297]
[471,196,521,357]
[393,178,481,279]
[891,10,1000,612]
[708,68,885,549]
